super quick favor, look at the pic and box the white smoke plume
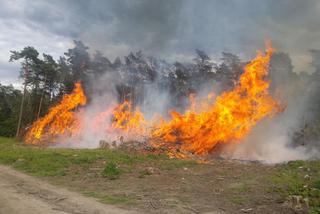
[50,48,320,164]
[222,52,320,163]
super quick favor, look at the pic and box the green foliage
[5,41,320,146]
[313,180,320,190]
[0,85,22,137]
[2,41,93,136]
[269,160,320,212]
[64,40,90,84]
[101,162,122,180]
[1,41,251,137]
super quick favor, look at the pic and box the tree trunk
[16,63,29,138]
[37,74,47,119]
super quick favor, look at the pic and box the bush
[101,162,122,180]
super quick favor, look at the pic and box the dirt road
[0,165,136,214]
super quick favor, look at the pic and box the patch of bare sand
[0,165,136,214]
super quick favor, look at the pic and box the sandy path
[0,165,137,214]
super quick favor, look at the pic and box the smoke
[62,0,184,58]
[60,71,122,148]
[3,0,320,86]
[44,46,320,164]
[54,55,172,148]
[222,51,320,163]
[222,111,318,164]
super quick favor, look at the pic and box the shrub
[101,162,121,180]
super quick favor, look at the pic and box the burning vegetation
[152,44,281,155]
[24,44,283,157]
[25,82,87,144]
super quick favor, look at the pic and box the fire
[151,44,281,155]
[86,100,148,141]
[25,82,87,144]
[25,44,282,158]
[110,101,147,137]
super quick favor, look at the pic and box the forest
[1,40,320,151]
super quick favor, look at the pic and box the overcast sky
[1,0,320,87]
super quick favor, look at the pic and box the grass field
[0,137,196,176]
[0,136,319,213]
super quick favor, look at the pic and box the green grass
[0,137,197,177]
[5,137,319,212]
[101,162,122,179]
[228,180,252,206]
[269,160,320,213]
[231,195,250,205]
[83,191,135,205]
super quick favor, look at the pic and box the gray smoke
[222,51,320,163]
[4,0,319,162]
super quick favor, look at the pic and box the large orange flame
[87,100,148,141]
[151,44,281,155]
[25,82,86,144]
[110,100,147,137]
[25,44,282,158]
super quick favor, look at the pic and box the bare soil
[48,159,301,214]
[0,165,136,214]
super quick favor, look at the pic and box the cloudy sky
[1,0,320,87]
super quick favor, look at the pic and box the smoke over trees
[0,40,320,154]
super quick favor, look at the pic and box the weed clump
[102,162,122,179]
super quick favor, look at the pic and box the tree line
[0,40,319,151]
[1,40,244,137]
